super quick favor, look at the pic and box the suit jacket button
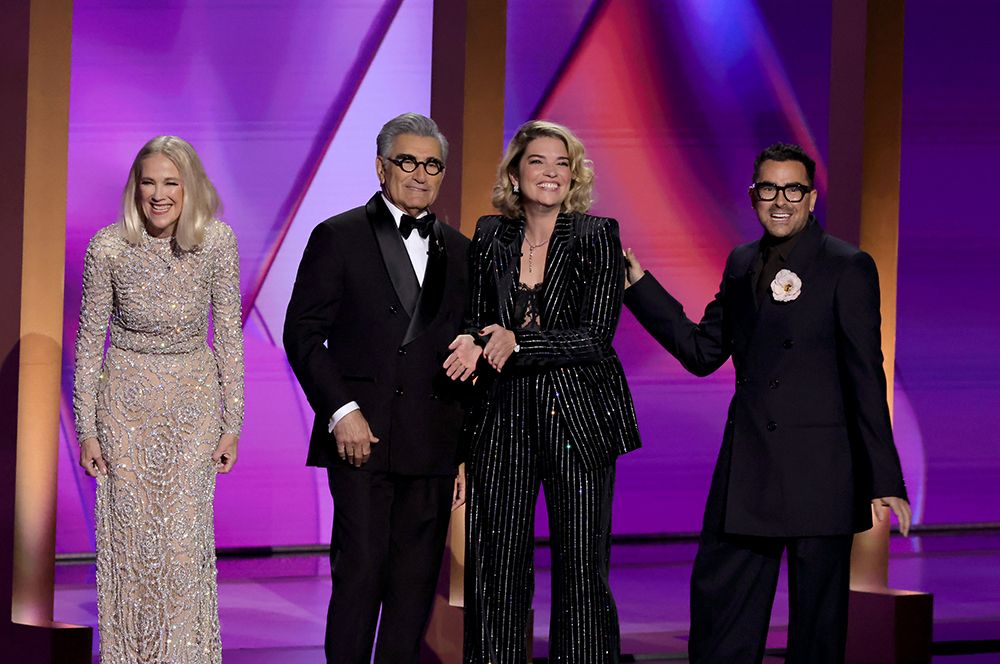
[389,304,399,314]
[736,375,748,386]
[397,346,406,356]
[766,421,777,432]
[394,388,404,396]
[768,378,780,389]
[782,338,794,349]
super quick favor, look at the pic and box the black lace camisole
[513,282,543,330]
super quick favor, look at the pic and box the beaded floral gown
[73,220,244,664]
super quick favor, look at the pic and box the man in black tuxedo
[283,113,469,663]
[623,143,911,663]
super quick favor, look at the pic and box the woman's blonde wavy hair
[120,136,220,250]
[492,120,594,218]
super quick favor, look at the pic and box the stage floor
[54,532,1000,662]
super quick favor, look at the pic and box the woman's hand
[443,334,482,381]
[481,324,518,373]
[79,437,108,478]
[452,463,466,510]
[624,248,645,287]
[213,433,239,474]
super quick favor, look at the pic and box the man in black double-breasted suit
[283,113,469,663]
[623,143,911,663]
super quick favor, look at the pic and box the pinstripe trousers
[464,372,620,663]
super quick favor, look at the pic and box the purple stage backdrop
[56,0,1000,553]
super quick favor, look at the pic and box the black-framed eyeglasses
[750,181,813,203]
[384,154,445,176]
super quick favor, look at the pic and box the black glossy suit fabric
[462,213,641,663]
[623,219,907,663]
[283,193,469,663]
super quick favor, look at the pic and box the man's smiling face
[751,159,817,239]
[375,134,445,216]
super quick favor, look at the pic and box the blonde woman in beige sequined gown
[74,136,244,664]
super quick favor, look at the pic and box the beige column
[830,3,934,661]
[1,0,92,660]
[422,1,508,659]
[430,0,508,235]
[14,0,74,626]
[829,0,906,589]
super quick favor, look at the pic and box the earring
[513,183,520,194]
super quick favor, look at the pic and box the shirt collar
[381,193,428,230]
[761,216,815,261]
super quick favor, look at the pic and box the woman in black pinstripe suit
[444,120,642,663]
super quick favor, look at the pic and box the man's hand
[481,324,517,373]
[873,496,912,536]
[79,437,107,478]
[624,248,645,287]
[213,433,239,474]
[452,463,466,510]
[334,410,380,468]
[444,334,482,381]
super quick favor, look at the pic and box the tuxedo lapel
[367,194,420,316]
[781,218,824,287]
[539,214,576,326]
[492,217,523,329]
[403,223,447,345]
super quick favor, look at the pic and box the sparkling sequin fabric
[73,220,244,664]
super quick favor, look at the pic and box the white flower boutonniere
[770,269,802,302]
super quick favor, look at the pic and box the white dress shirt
[328,194,432,432]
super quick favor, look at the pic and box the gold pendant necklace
[525,237,549,274]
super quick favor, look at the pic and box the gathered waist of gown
[110,328,212,356]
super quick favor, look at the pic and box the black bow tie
[399,213,435,239]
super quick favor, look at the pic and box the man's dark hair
[753,143,816,185]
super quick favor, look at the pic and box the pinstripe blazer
[464,212,641,470]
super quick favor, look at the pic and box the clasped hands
[443,324,517,380]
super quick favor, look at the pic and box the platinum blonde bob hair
[491,120,594,218]
[120,136,220,250]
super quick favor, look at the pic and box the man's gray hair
[376,112,449,162]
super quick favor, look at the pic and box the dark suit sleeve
[623,262,731,377]
[464,218,497,336]
[282,222,350,420]
[834,251,907,500]
[511,217,624,367]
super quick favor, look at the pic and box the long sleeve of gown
[211,223,245,436]
[73,234,114,442]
